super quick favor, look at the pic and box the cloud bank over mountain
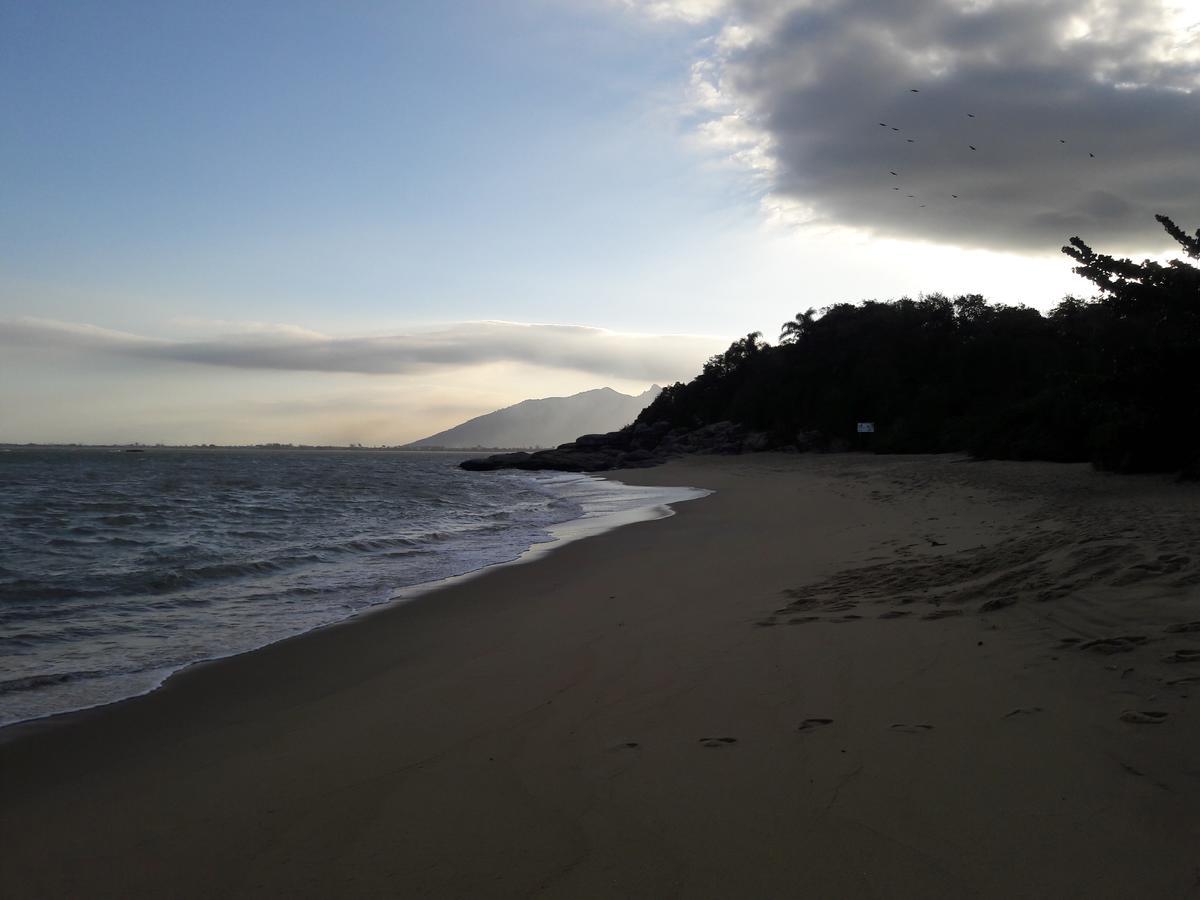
[633,0,1200,252]
[0,318,724,384]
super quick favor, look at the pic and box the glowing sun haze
[2,0,1197,444]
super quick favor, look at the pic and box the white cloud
[621,0,729,23]
[0,317,725,384]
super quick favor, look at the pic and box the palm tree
[725,331,765,365]
[779,308,816,343]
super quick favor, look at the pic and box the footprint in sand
[1164,622,1200,634]
[979,596,1016,612]
[797,718,834,732]
[890,723,934,733]
[699,737,738,748]
[1163,649,1200,664]
[922,609,963,620]
[1119,710,1169,724]
[1079,635,1147,654]
[1166,675,1200,686]
[1004,706,1045,718]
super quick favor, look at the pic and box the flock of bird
[879,88,1097,210]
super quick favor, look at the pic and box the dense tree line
[636,215,1200,473]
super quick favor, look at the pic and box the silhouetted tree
[636,215,1200,474]
[779,308,816,343]
[1058,214,1200,470]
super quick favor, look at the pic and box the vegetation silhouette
[636,215,1200,474]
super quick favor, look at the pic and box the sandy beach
[3,453,1199,898]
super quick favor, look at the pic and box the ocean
[0,448,705,728]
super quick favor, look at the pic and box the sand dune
[2,454,1198,898]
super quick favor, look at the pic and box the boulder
[460,419,798,473]
[573,433,613,448]
[517,449,616,472]
[742,431,771,452]
[459,451,533,471]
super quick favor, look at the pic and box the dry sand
[3,453,1200,898]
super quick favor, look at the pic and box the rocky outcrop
[459,420,799,472]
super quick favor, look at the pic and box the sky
[2,0,1198,444]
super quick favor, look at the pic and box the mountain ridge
[406,385,661,450]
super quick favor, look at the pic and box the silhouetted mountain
[408,386,661,449]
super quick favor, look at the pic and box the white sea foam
[0,449,706,727]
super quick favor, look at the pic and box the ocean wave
[0,581,111,604]
[99,514,142,526]
[0,670,105,695]
[132,554,327,593]
[0,449,705,728]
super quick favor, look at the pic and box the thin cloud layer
[659,0,1200,252]
[0,318,724,384]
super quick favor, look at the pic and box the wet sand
[3,453,1199,898]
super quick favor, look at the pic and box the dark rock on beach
[458,452,533,472]
[459,420,808,473]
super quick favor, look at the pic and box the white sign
[856,422,875,433]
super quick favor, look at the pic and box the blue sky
[2,0,1196,443]
[3,1,749,334]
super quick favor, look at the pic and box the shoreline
[0,469,709,737]
[4,453,1199,897]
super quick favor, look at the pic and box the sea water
[0,448,705,727]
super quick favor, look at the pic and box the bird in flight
[907,138,915,143]
[880,122,887,127]
[1059,139,1067,144]
[967,113,975,118]
[891,127,900,131]
[910,88,920,93]
[890,171,898,175]
[969,145,976,151]
[951,194,958,198]
[1089,152,1096,158]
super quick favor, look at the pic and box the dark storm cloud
[685,0,1200,252]
[0,318,722,382]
